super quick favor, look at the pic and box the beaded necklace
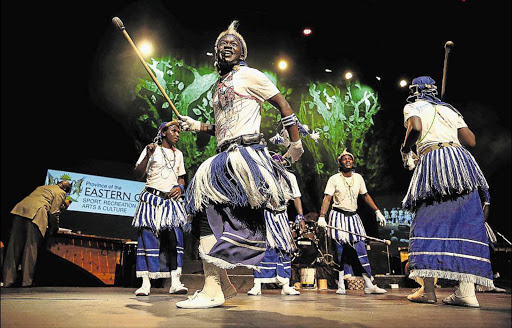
[159,145,177,179]
[340,173,358,206]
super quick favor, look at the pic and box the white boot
[169,268,188,294]
[176,235,224,308]
[443,282,479,308]
[281,283,300,295]
[336,271,346,295]
[363,273,387,294]
[247,280,262,296]
[135,276,151,296]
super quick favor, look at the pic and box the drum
[300,267,316,289]
[302,222,318,242]
[293,237,319,266]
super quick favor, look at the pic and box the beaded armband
[281,113,299,128]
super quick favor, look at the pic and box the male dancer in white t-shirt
[132,121,188,296]
[317,149,387,295]
[176,21,304,308]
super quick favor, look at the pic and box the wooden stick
[325,224,391,245]
[112,17,181,119]
[441,41,454,100]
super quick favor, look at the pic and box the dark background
[1,1,510,243]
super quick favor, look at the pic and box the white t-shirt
[403,100,467,151]
[136,146,186,192]
[324,172,367,212]
[285,171,301,199]
[213,66,280,147]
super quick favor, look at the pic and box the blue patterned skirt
[188,144,292,270]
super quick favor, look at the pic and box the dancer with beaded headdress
[176,21,304,308]
[132,121,188,296]
[317,149,387,295]
[400,76,493,307]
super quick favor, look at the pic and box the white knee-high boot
[281,278,300,295]
[336,271,346,294]
[175,234,225,308]
[135,276,151,296]
[248,278,262,295]
[169,267,188,294]
[363,273,387,294]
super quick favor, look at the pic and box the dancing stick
[324,224,391,245]
[112,17,181,119]
[441,41,454,100]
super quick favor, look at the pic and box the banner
[45,169,145,217]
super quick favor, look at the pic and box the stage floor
[1,286,510,328]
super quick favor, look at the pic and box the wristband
[281,113,299,128]
[174,184,185,194]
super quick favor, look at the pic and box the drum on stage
[293,237,319,266]
[300,267,317,289]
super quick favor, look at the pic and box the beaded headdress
[214,20,248,71]
[407,76,462,116]
[337,148,354,163]
[154,120,180,144]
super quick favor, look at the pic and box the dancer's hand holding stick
[318,222,391,245]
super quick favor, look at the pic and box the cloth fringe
[255,277,289,285]
[328,212,367,244]
[198,244,261,272]
[186,144,292,213]
[403,146,490,209]
[264,210,296,252]
[132,190,188,231]
[136,271,171,279]
[485,222,497,244]
[409,269,495,288]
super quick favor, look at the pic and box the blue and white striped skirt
[408,190,494,287]
[135,227,185,279]
[328,211,367,244]
[264,209,296,253]
[254,248,292,283]
[403,145,490,210]
[132,190,187,232]
[185,144,292,213]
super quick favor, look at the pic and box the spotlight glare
[376,76,381,81]
[278,60,288,71]
[344,71,353,80]
[325,68,332,73]
[206,52,214,57]
[138,41,153,56]
[303,28,312,36]
[399,79,408,87]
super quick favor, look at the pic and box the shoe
[408,291,437,304]
[336,287,346,295]
[247,285,261,296]
[169,284,188,294]
[442,293,479,308]
[175,290,225,309]
[135,285,150,296]
[364,285,387,294]
[281,285,300,295]
[223,284,237,299]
